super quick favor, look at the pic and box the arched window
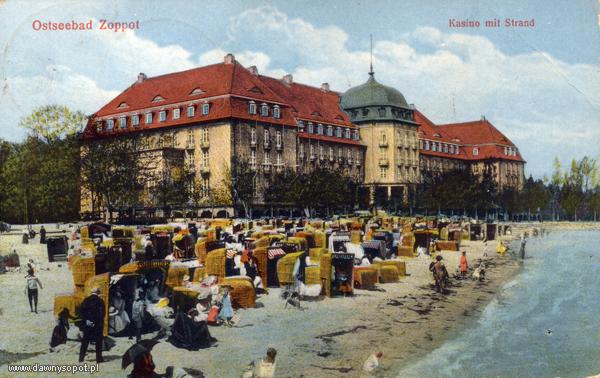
[317,124,323,135]
[273,105,280,119]
[201,103,210,116]
[307,122,314,134]
[473,147,479,156]
[187,105,195,117]
[248,101,256,115]
[260,103,269,116]
[327,126,333,136]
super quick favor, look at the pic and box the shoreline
[0,223,592,377]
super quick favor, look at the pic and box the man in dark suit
[79,287,105,363]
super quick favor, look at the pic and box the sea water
[399,230,600,378]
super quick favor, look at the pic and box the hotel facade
[81,53,525,217]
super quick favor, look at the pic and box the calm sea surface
[399,230,600,378]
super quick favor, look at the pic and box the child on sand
[460,251,468,278]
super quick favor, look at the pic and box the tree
[18,105,86,143]
[228,157,256,217]
[80,136,155,222]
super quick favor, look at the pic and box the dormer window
[187,105,195,117]
[201,103,210,116]
[145,112,153,124]
[432,142,437,152]
[449,145,454,154]
[119,116,126,129]
[317,124,323,135]
[173,108,180,120]
[353,130,359,140]
[118,102,128,108]
[344,128,350,139]
[443,144,448,153]
[378,107,386,117]
[107,119,114,130]
[189,88,204,96]
[260,103,269,117]
[273,105,281,119]
[152,95,165,102]
[336,127,342,138]
[473,147,479,156]
[297,121,305,133]
[327,126,333,136]
[249,101,256,115]
[425,140,430,150]
[159,110,167,122]
[132,114,140,127]
[307,122,314,134]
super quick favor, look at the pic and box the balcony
[396,158,404,166]
[200,140,210,149]
[186,141,195,149]
[264,141,271,149]
[200,165,210,174]
[275,163,284,173]
[275,143,283,151]
[185,165,196,174]
[250,139,257,148]
[378,158,389,166]
[262,163,272,173]
[379,140,388,148]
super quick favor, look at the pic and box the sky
[1,0,599,178]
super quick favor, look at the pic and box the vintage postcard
[1,0,599,377]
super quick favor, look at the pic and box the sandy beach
[0,222,578,377]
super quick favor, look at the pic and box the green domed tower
[340,70,420,207]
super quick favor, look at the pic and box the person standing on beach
[40,225,46,244]
[431,255,448,293]
[460,251,468,278]
[24,268,43,313]
[79,287,105,363]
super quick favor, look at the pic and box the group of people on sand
[429,251,487,293]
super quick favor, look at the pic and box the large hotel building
[81,53,525,217]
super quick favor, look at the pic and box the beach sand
[0,223,569,377]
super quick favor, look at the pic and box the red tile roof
[256,76,355,128]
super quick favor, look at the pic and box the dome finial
[369,34,374,77]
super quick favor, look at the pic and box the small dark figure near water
[520,238,527,259]
[24,268,43,313]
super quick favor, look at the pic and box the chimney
[481,115,486,120]
[282,74,293,85]
[137,73,147,83]
[320,83,330,92]
[224,53,235,65]
[249,66,258,75]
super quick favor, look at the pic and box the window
[329,147,334,160]
[186,151,194,167]
[443,144,448,153]
[319,145,324,160]
[449,145,454,154]
[264,129,270,145]
[299,143,304,160]
[159,110,166,122]
[380,166,387,179]
[201,103,209,116]
[173,108,180,120]
[309,144,315,159]
[187,129,194,146]
[202,150,209,167]
[273,105,281,119]
[432,142,436,152]
[250,128,257,144]
[380,131,387,145]
[276,152,282,166]
[327,126,333,136]
[172,133,178,147]
[338,147,343,161]
[276,130,282,147]
[260,103,269,116]
[378,107,386,117]
[264,151,271,164]
[119,116,126,129]
[473,147,479,156]
[157,134,164,148]
[145,112,153,124]
[201,177,209,197]
[455,146,460,155]
[201,128,209,143]
[106,119,114,130]
[317,124,323,135]
[345,129,351,139]
[347,148,352,161]
[187,105,195,117]
[307,122,314,134]
[504,146,508,155]
[336,127,342,138]
[355,150,361,165]
[250,150,257,167]
[132,114,139,127]
[249,101,256,115]
[354,130,360,140]
[297,121,305,133]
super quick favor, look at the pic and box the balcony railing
[200,165,210,174]
[378,158,389,166]
[250,139,257,147]
[379,140,388,147]
[200,140,209,149]
[275,142,283,150]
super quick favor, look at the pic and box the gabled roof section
[438,119,515,146]
[257,75,355,128]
